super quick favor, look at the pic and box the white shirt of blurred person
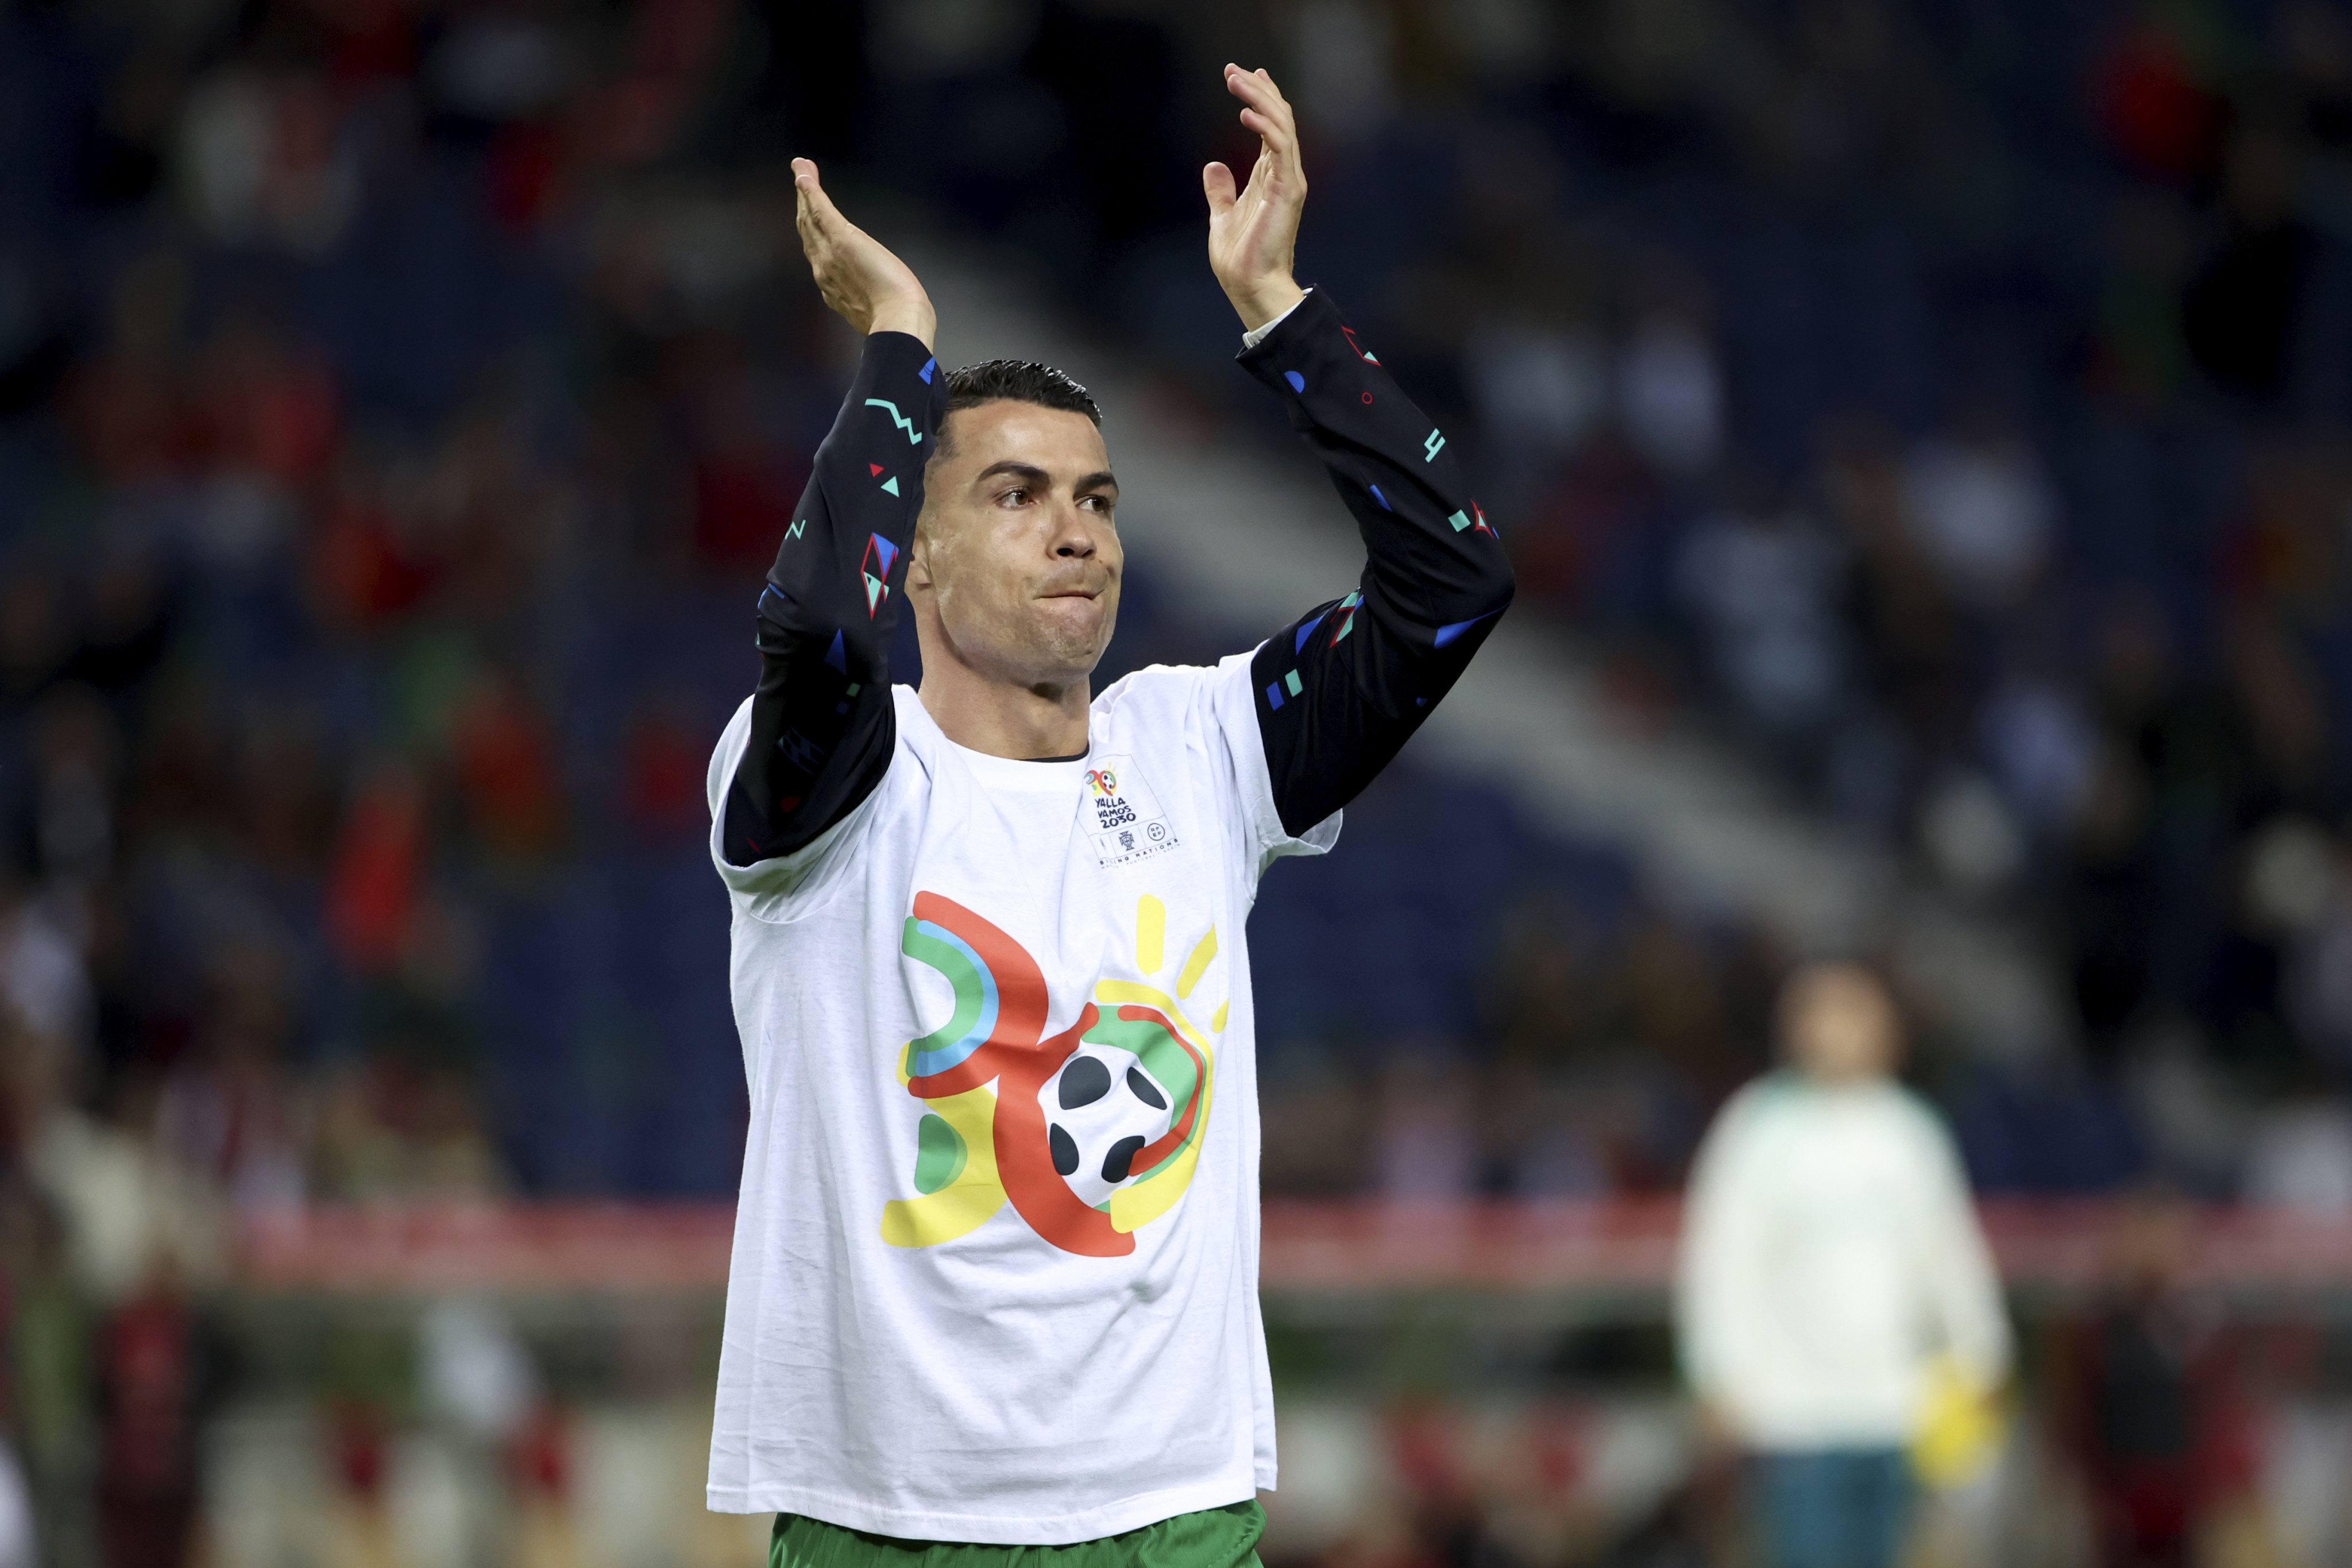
[1676,963,2011,1568]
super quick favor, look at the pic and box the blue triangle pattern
[1433,608,1503,648]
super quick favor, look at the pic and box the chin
[1033,636,1110,682]
[1033,605,1114,667]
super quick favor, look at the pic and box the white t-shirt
[1675,1074,2011,1450]
[704,653,1338,1543]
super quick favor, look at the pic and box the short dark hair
[942,360,1101,428]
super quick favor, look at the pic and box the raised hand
[1203,66,1310,333]
[793,157,937,350]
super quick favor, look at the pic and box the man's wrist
[868,300,937,350]
[1241,289,1311,351]
[1226,279,1307,335]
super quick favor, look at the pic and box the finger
[1202,160,1237,216]
[792,164,827,252]
[1227,75,1292,141]
[1253,67,1291,110]
[1238,106,1293,159]
[1228,67,1300,159]
[1242,68,1301,161]
[1226,64,1295,129]
[1225,64,1278,115]
[794,159,852,240]
[1258,71,1300,152]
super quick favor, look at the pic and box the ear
[907,509,940,593]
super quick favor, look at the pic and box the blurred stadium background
[5,0,2352,1563]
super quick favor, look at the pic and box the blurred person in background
[1677,961,2010,1568]
[0,1190,47,1568]
[0,1184,87,1568]
[2054,1191,2262,1568]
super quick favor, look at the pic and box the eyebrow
[972,461,1120,497]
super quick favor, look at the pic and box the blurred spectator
[0,1452,25,1568]
[1373,1056,1478,1202]
[1463,315,1608,500]
[2241,1083,2352,1214]
[1618,306,1724,480]
[1899,414,2054,615]
[1675,497,1848,742]
[156,939,308,1214]
[93,1271,214,1568]
[1678,962,2010,1568]
[1919,771,2027,897]
[419,1297,538,1445]
[2287,828,2352,1071]
[25,1070,221,1310]
[1819,423,1965,786]
[2055,1191,2264,1568]
[0,1176,91,1568]
[1979,678,2100,844]
[0,889,88,1075]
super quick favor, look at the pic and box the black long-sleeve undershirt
[720,330,943,866]
[1238,290,1515,834]
[721,292,1511,864]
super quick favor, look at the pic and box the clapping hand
[792,157,937,351]
[1203,66,1310,334]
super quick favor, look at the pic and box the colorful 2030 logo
[880,891,1227,1258]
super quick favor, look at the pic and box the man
[2057,1190,2258,1568]
[703,65,1512,1565]
[1676,963,2011,1568]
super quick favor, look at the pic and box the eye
[1080,495,1109,512]
[999,486,1029,506]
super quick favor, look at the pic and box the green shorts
[769,1500,1266,1568]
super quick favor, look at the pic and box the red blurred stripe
[231,1200,2352,1296]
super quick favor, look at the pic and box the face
[910,401,1121,690]
[1780,963,1900,1083]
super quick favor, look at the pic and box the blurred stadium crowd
[4,0,2352,1561]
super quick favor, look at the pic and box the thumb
[1202,161,1237,217]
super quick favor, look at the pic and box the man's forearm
[1238,291,1515,835]
[721,330,944,865]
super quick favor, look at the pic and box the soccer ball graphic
[1038,1045,1176,1208]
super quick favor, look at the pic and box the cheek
[937,553,1019,628]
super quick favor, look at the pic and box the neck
[917,650,1092,760]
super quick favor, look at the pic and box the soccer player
[704,64,1512,1566]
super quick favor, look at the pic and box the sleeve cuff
[858,330,947,421]
[1240,289,1312,351]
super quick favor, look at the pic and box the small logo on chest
[1083,755,1179,867]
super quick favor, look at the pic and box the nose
[1050,501,1097,559]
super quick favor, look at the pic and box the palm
[1208,145,1296,283]
[1203,67,1306,330]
